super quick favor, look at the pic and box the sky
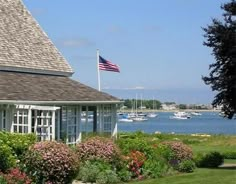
[23,0,227,104]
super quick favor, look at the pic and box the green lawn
[130,168,236,184]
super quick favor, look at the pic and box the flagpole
[97,49,101,91]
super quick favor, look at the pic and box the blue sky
[23,0,226,104]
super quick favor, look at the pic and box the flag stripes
[99,56,120,72]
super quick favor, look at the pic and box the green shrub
[143,156,170,178]
[0,131,36,158]
[222,151,236,159]
[0,175,7,184]
[177,160,196,173]
[194,152,224,168]
[96,170,120,184]
[117,168,132,182]
[77,160,101,183]
[77,160,113,183]
[116,137,153,156]
[155,144,174,162]
[23,141,79,184]
[0,143,16,172]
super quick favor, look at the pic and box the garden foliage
[0,143,16,172]
[194,151,224,168]
[162,141,193,164]
[77,160,120,184]
[76,136,120,163]
[0,168,31,184]
[0,131,36,158]
[23,141,79,184]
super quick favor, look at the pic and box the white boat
[132,116,148,122]
[170,112,191,120]
[147,113,158,118]
[191,112,202,116]
[119,118,133,122]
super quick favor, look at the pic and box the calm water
[118,112,236,135]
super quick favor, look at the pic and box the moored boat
[170,112,191,120]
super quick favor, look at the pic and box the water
[118,112,236,135]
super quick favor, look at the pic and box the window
[13,109,28,133]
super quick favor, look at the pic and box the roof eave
[0,100,122,105]
[0,66,74,77]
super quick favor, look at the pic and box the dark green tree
[202,0,236,119]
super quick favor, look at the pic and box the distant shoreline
[119,109,220,113]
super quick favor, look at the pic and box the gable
[0,0,73,76]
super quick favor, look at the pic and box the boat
[147,97,158,118]
[191,111,202,116]
[132,116,148,122]
[170,112,191,120]
[119,118,133,122]
[147,113,158,118]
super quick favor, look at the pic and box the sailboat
[147,97,158,118]
[131,94,148,122]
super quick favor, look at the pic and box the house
[0,0,121,144]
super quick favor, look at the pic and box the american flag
[99,56,120,72]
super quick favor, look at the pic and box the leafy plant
[194,152,224,168]
[0,131,36,158]
[23,141,79,184]
[143,156,170,178]
[177,160,196,173]
[117,168,132,182]
[78,160,121,184]
[222,151,236,159]
[126,150,146,178]
[96,170,120,184]
[0,143,16,172]
[116,137,153,156]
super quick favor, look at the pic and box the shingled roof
[0,0,73,76]
[0,71,119,103]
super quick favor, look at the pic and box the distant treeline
[121,99,162,109]
[120,99,211,110]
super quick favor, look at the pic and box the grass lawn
[130,168,236,184]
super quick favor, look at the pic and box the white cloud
[58,38,95,48]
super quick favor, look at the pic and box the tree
[202,0,236,119]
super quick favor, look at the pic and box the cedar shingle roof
[0,71,119,102]
[0,0,73,76]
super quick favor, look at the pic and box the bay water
[118,112,236,135]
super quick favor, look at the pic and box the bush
[117,168,132,182]
[0,176,7,184]
[0,143,16,172]
[194,152,224,168]
[177,160,196,173]
[162,141,193,163]
[155,144,175,162]
[126,150,146,178]
[23,141,79,184]
[116,137,153,156]
[76,136,120,163]
[77,160,102,183]
[77,160,117,183]
[143,156,170,178]
[0,131,36,158]
[222,151,236,159]
[0,168,31,184]
[96,170,120,184]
